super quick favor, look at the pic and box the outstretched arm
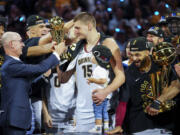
[92,38,125,105]
[10,42,67,77]
[26,43,53,56]
[38,33,52,46]
[64,19,74,34]
[56,67,75,83]
[27,19,74,56]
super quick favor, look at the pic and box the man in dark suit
[0,16,7,135]
[0,31,67,135]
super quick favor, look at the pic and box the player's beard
[137,56,151,72]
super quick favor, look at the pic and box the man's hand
[44,113,53,128]
[54,41,67,55]
[92,89,109,105]
[51,41,57,50]
[44,69,51,77]
[106,126,123,135]
[174,63,180,78]
[146,105,159,116]
[145,99,161,116]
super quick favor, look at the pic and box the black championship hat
[166,11,180,35]
[26,15,45,29]
[166,12,180,21]
[146,26,164,38]
[157,16,168,26]
[92,45,112,69]
[130,37,150,51]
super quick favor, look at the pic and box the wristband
[150,99,162,110]
[42,75,49,83]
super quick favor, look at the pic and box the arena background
[0,0,179,57]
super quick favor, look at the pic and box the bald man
[0,32,66,135]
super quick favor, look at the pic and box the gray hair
[1,32,19,47]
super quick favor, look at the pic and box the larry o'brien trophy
[49,16,74,61]
[145,42,176,112]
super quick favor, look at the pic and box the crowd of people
[0,0,179,54]
[0,0,180,135]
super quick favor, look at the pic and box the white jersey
[75,45,97,124]
[46,58,76,127]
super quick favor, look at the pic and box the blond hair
[73,12,96,27]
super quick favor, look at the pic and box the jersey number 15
[82,65,92,78]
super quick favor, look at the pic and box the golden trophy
[150,42,176,112]
[152,42,176,66]
[49,16,64,44]
[49,16,73,61]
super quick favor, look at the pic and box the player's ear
[159,37,164,43]
[88,23,93,31]
[26,30,30,37]
[30,29,36,36]
[9,40,13,49]
[26,27,36,38]
[26,29,35,38]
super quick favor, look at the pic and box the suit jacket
[0,54,59,129]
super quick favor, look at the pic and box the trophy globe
[152,42,176,66]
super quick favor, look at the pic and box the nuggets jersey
[46,59,76,127]
[75,45,98,125]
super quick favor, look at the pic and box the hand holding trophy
[49,16,74,61]
[146,42,177,113]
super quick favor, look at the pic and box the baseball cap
[130,37,150,51]
[157,16,168,26]
[166,12,180,21]
[92,45,112,69]
[146,26,164,38]
[26,15,45,29]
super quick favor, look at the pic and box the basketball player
[107,37,180,135]
[22,15,74,133]
[42,26,79,134]
[72,12,125,132]
[43,59,76,134]
[146,26,164,46]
